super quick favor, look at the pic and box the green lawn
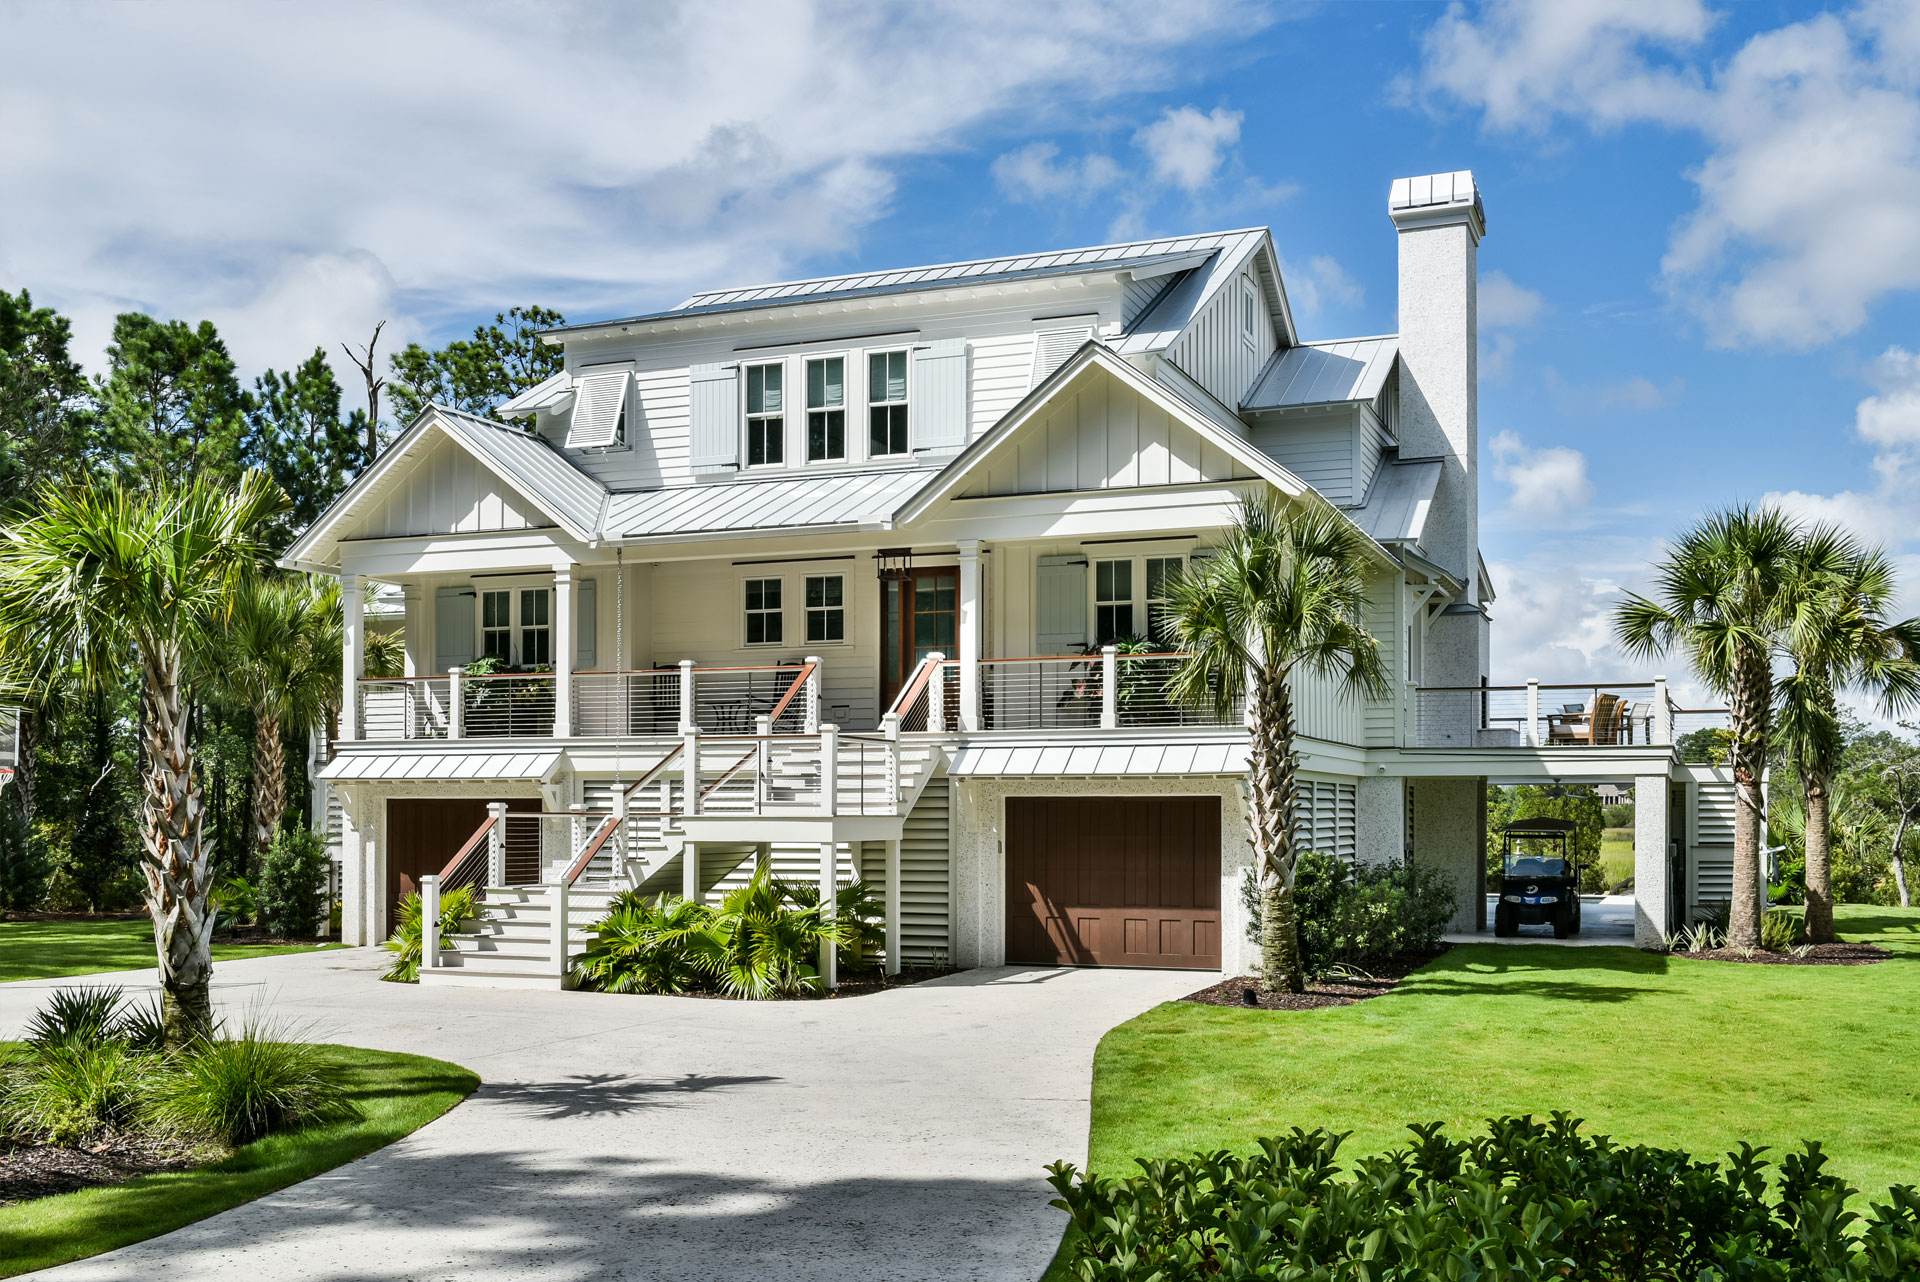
[0,918,340,984]
[1085,905,1920,1199]
[1597,828,1635,887]
[0,1045,476,1276]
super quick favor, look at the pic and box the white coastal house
[286,171,1739,987]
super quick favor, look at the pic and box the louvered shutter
[565,371,628,448]
[1030,326,1093,387]
[688,363,740,470]
[910,338,968,452]
[577,578,597,669]
[434,587,475,671]
[1036,555,1088,654]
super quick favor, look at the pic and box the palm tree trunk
[1802,763,1835,944]
[1727,646,1770,949]
[1889,813,1912,908]
[15,705,37,825]
[252,706,285,862]
[137,642,216,1047]
[1248,665,1303,993]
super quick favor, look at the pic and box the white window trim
[865,348,912,459]
[802,572,851,647]
[1241,280,1258,350]
[1085,553,1188,647]
[474,576,555,668]
[742,360,787,470]
[804,354,849,465]
[741,574,789,649]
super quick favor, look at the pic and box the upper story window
[1094,558,1134,644]
[480,587,551,666]
[519,588,551,666]
[745,363,784,466]
[745,577,783,645]
[1145,556,1184,645]
[868,351,909,457]
[806,357,845,462]
[1242,283,1257,345]
[482,589,512,662]
[805,575,845,643]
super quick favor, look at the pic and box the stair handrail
[562,813,623,887]
[764,660,817,729]
[437,815,499,895]
[885,653,949,730]
[699,746,761,799]
[619,742,685,803]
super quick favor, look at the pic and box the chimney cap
[1388,170,1485,240]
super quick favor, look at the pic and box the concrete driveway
[0,949,1200,1281]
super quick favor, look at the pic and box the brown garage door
[1006,796,1220,969]
[386,797,540,917]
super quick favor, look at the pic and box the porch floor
[1444,894,1639,948]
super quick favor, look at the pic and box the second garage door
[1005,795,1220,969]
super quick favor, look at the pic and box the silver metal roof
[947,738,1247,777]
[433,406,608,539]
[319,750,564,782]
[545,230,1269,335]
[1346,457,1441,544]
[607,467,935,540]
[1243,337,1397,410]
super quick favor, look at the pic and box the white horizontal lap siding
[562,368,691,490]
[1247,413,1356,505]
[899,776,951,964]
[1122,273,1170,328]
[1164,267,1276,411]
[369,434,542,537]
[963,366,1249,498]
[970,333,1038,439]
[1356,412,1388,499]
[1291,666,1363,747]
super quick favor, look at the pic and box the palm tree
[222,574,342,866]
[0,472,285,1044]
[1164,494,1388,993]
[1616,506,1802,949]
[1776,532,1920,943]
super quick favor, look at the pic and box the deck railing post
[421,874,441,972]
[486,802,507,885]
[754,714,772,814]
[1100,645,1119,730]
[927,654,947,733]
[1653,675,1673,746]
[569,802,586,871]
[612,785,628,882]
[882,712,901,813]
[678,659,696,731]
[448,667,464,739]
[549,878,570,980]
[1525,679,1541,748]
[819,723,839,815]
[682,726,701,817]
[804,656,822,733]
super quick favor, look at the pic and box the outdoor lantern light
[877,548,913,581]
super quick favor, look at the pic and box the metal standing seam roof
[946,739,1248,777]
[319,750,564,782]
[606,467,936,539]
[1243,336,1398,410]
[431,406,609,539]
[1346,458,1442,544]
[543,231,1268,335]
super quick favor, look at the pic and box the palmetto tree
[1616,506,1802,950]
[0,472,285,1044]
[1776,532,1920,943]
[222,574,342,865]
[1164,495,1387,994]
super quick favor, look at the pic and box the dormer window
[565,369,629,449]
[868,350,908,457]
[745,362,784,466]
[806,357,845,462]
[1242,282,1257,346]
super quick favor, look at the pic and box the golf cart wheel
[1494,902,1516,937]
[1553,904,1572,939]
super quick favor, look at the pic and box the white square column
[884,839,902,976]
[957,541,982,732]
[1633,775,1672,948]
[341,574,364,741]
[819,841,839,989]
[553,568,573,738]
[401,584,424,679]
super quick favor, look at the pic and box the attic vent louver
[1030,326,1094,387]
[566,371,629,449]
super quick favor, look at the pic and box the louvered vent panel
[566,371,628,448]
[1695,857,1734,904]
[1029,327,1093,387]
[1293,780,1358,865]
[1696,782,1737,843]
[900,775,951,964]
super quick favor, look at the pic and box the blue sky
[4,0,1918,692]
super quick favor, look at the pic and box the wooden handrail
[437,815,498,880]
[563,814,622,886]
[699,747,760,798]
[765,660,817,724]
[884,654,945,719]
[620,742,686,801]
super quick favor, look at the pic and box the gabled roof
[1244,336,1397,411]
[607,467,933,542]
[542,230,1273,339]
[1115,229,1295,356]
[280,404,608,572]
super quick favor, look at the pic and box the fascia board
[279,410,448,571]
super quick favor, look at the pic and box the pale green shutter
[689,363,740,470]
[910,338,968,452]
[434,587,476,671]
[1035,555,1088,654]
[577,578,597,669]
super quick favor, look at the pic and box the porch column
[820,840,838,989]
[683,841,700,904]
[1651,675,1673,746]
[553,568,573,738]
[957,541,982,732]
[1633,774,1672,948]
[884,838,902,975]
[402,584,424,679]
[341,574,364,740]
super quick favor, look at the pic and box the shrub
[152,1022,357,1145]
[780,876,886,970]
[0,796,48,911]
[210,875,258,932]
[0,1040,157,1145]
[574,892,709,995]
[1251,852,1457,979]
[1762,906,1807,952]
[1049,1114,1920,1281]
[382,885,481,983]
[257,826,330,938]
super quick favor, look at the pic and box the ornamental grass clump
[1049,1113,1920,1281]
[0,1040,158,1146]
[152,1019,356,1145]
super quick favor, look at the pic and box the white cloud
[1413,1,1920,349]
[1543,368,1683,414]
[1281,253,1364,320]
[0,0,1267,377]
[1855,345,1920,449]
[1763,343,1920,546]
[1489,429,1593,516]
[1477,269,1542,378]
[1133,105,1244,192]
[990,142,1124,203]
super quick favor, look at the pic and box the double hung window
[805,575,844,643]
[481,590,512,662]
[479,587,552,666]
[1095,559,1134,644]
[867,351,908,456]
[745,363,784,466]
[518,588,551,666]
[745,578,783,645]
[806,357,845,462]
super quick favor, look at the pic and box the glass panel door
[880,567,958,710]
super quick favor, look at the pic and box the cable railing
[356,677,452,740]
[1408,681,1726,748]
[462,673,556,738]
[979,656,1102,731]
[1113,653,1242,728]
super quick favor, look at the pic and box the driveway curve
[0,949,1199,1281]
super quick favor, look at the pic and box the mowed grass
[0,1045,476,1277]
[1598,828,1635,887]
[0,918,340,984]
[1086,905,1920,1201]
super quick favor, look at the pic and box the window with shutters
[867,350,908,456]
[1145,556,1183,645]
[481,590,511,662]
[806,357,845,462]
[565,369,629,449]
[1094,559,1134,644]
[744,363,784,466]
[519,589,551,667]
[744,578,783,646]
[805,575,844,643]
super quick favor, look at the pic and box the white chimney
[1390,170,1487,686]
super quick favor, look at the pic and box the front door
[880,567,958,709]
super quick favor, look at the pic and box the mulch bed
[644,965,962,1001]
[1674,941,1890,966]
[0,911,146,924]
[212,929,335,948]
[0,1136,206,1206]
[1184,947,1451,1011]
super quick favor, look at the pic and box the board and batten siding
[958,365,1254,498]
[364,433,550,537]
[1362,573,1404,747]
[1162,266,1277,412]
[1291,667,1364,746]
